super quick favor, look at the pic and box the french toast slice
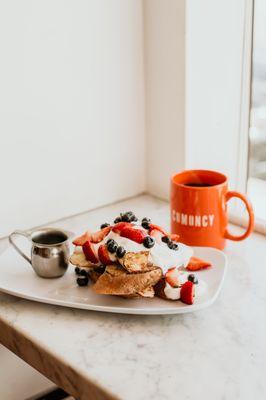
[93,264,162,297]
[69,252,94,268]
[119,251,155,273]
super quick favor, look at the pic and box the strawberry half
[82,241,99,264]
[170,233,180,242]
[98,244,112,265]
[186,256,211,271]
[165,267,180,288]
[180,281,195,305]
[73,231,91,246]
[149,224,168,236]
[112,222,132,234]
[90,226,112,243]
[120,227,146,244]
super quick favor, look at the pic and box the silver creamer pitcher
[9,227,72,278]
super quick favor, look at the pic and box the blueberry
[107,240,118,253]
[142,217,151,223]
[188,274,198,284]
[77,276,89,286]
[116,246,126,258]
[126,212,137,222]
[79,269,88,276]
[171,243,179,250]
[161,235,170,244]
[100,223,110,229]
[114,217,122,223]
[141,217,151,230]
[121,214,131,222]
[141,221,150,229]
[143,236,155,249]
[75,266,81,275]
[107,238,115,246]
[167,241,179,250]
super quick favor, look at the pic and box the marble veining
[0,195,265,400]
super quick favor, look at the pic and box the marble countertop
[0,195,265,400]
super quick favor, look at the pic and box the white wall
[185,0,249,190]
[0,0,145,237]
[144,0,186,199]
[0,1,145,398]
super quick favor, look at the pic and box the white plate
[0,245,226,315]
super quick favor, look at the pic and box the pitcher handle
[9,230,31,264]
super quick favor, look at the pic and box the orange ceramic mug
[171,170,254,249]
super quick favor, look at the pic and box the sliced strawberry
[82,241,99,264]
[165,267,180,288]
[180,281,195,305]
[112,222,132,234]
[73,231,91,246]
[170,233,180,242]
[90,226,111,243]
[120,227,146,244]
[98,244,112,265]
[186,256,211,271]
[148,224,168,236]
[149,228,163,240]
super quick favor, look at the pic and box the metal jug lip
[30,227,71,247]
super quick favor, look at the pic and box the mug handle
[224,191,254,241]
[9,230,32,264]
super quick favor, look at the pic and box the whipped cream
[164,282,181,300]
[164,269,207,301]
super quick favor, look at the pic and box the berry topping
[141,217,151,229]
[82,241,99,264]
[121,213,131,222]
[90,226,112,243]
[114,212,137,224]
[120,227,147,244]
[161,235,170,243]
[148,224,168,236]
[73,227,111,245]
[143,236,155,248]
[75,266,81,275]
[116,246,126,258]
[72,231,91,246]
[186,257,211,271]
[107,240,118,253]
[77,275,89,287]
[187,274,198,284]
[180,281,195,305]
[98,244,112,265]
[165,267,180,288]
[167,241,179,250]
[112,222,132,234]
[79,269,88,276]
[117,211,138,223]
[100,223,110,229]
[170,233,180,242]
